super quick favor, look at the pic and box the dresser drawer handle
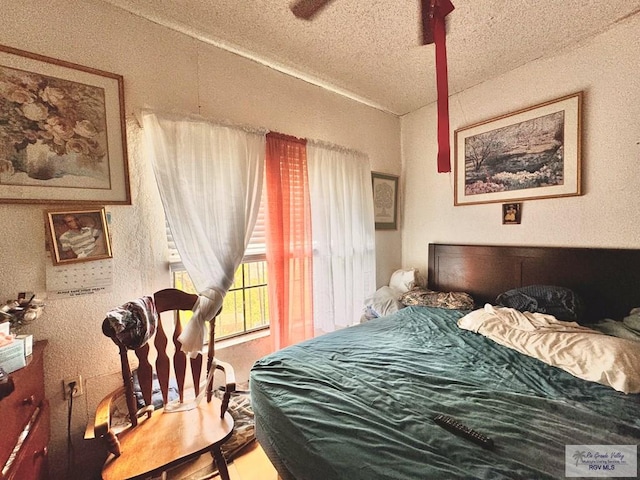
[22,395,36,405]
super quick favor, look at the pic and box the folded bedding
[458,304,640,393]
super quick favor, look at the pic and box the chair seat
[102,397,234,480]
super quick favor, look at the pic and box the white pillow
[458,304,640,394]
[364,286,404,318]
[389,269,419,294]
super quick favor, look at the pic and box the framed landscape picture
[454,92,582,206]
[0,45,130,204]
[372,171,398,230]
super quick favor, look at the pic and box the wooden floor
[225,442,279,480]
[166,441,278,480]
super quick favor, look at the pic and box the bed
[249,244,640,479]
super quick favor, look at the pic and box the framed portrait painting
[46,207,112,265]
[0,45,131,205]
[454,92,582,206]
[372,172,399,230]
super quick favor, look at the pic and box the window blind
[167,189,267,264]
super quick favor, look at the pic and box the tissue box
[17,334,33,357]
[0,340,26,373]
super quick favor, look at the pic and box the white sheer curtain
[307,142,376,334]
[142,111,266,356]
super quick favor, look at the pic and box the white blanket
[458,304,640,394]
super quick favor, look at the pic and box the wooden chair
[94,288,236,480]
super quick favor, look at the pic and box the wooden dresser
[0,341,49,480]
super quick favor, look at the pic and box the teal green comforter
[250,307,640,479]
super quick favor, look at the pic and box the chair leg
[212,446,230,480]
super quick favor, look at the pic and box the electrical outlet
[63,375,83,399]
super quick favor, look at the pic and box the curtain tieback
[178,288,224,358]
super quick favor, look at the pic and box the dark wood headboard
[428,244,640,322]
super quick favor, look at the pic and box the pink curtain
[265,133,314,350]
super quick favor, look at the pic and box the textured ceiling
[101,0,640,115]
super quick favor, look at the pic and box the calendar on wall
[45,255,113,299]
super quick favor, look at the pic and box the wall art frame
[502,202,522,225]
[0,44,131,205]
[372,171,399,230]
[46,207,112,265]
[454,91,582,206]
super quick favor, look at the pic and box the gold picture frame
[46,207,112,265]
[454,92,582,206]
[0,44,130,205]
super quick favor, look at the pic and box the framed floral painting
[0,45,130,204]
[454,92,582,206]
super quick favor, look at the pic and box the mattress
[250,306,640,479]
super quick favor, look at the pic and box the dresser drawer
[4,400,50,480]
[0,342,46,472]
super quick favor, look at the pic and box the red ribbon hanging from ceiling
[424,0,455,173]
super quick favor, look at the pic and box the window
[172,260,269,340]
[168,191,269,340]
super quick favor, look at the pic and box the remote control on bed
[433,414,495,450]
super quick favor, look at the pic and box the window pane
[172,260,269,339]
[245,285,269,330]
[174,270,196,292]
[244,261,268,287]
[218,290,245,337]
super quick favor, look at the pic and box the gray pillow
[496,285,584,322]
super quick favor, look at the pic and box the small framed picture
[46,207,112,265]
[372,172,399,230]
[502,202,522,225]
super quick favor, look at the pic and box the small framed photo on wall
[502,202,522,225]
[46,207,112,265]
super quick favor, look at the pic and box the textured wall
[401,13,640,274]
[0,0,402,478]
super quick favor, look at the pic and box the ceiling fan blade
[290,0,334,20]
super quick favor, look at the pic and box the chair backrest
[113,288,219,427]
